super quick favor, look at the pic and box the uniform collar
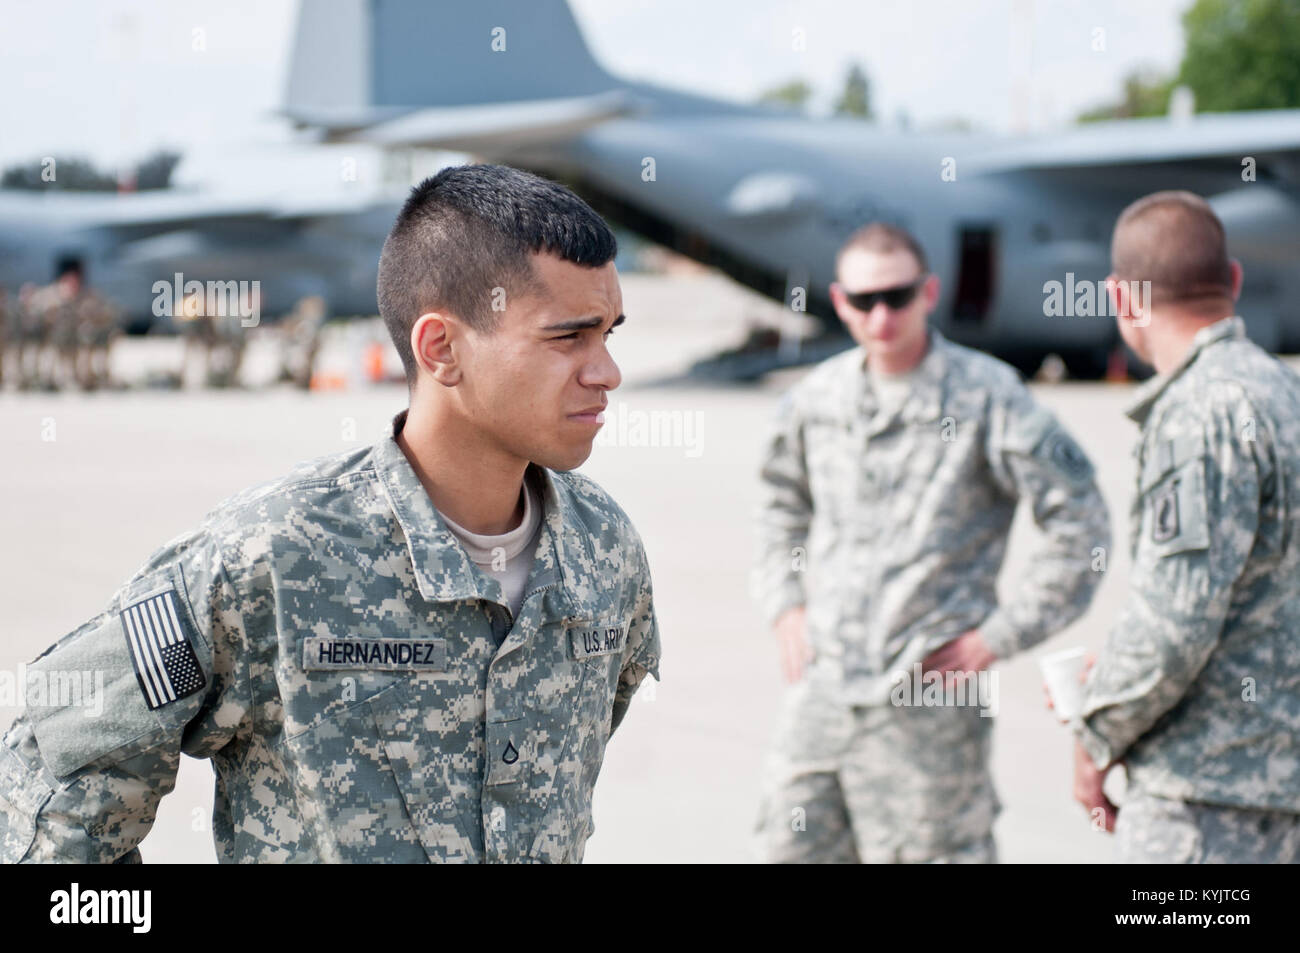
[1124,316,1246,425]
[372,410,587,620]
[853,326,947,425]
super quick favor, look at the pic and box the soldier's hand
[1073,739,1117,832]
[773,606,811,684]
[922,629,997,689]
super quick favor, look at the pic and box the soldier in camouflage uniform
[50,285,82,389]
[11,284,36,389]
[178,296,248,390]
[15,263,112,391]
[75,288,119,391]
[1072,191,1300,863]
[753,223,1110,863]
[17,280,62,391]
[276,295,328,390]
[0,164,659,864]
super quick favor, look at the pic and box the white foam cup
[1040,647,1088,721]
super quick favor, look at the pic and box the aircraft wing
[969,109,1300,179]
[294,91,637,153]
[0,189,399,235]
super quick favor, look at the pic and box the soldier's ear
[922,273,940,309]
[1229,259,1244,302]
[1104,274,1128,317]
[410,312,462,387]
[829,282,853,325]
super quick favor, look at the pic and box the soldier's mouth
[568,404,607,425]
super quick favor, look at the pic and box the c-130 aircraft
[283,0,1300,379]
[7,0,1298,380]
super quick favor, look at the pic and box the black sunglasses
[843,276,926,312]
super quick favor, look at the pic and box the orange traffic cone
[366,342,386,382]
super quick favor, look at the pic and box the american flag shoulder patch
[120,589,207,711]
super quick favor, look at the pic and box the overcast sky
[0,0,1192,192]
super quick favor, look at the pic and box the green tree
[1077,0,1300,121]
[1178,0,1300,110]
[0,157,116,191]
[833,63,872,118]
[1,151,182,191]
[758,79,814,112]
[1078,69,1176,122]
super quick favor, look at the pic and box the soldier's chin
[533,439,595,473]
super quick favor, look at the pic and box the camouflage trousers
[754,678,1000,863]
[1116,791,1300,863]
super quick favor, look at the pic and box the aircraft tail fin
[283,0,618,128]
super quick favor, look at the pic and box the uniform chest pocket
[520,619,627,862]
[275,671,481,862]
[275,628,479,862]
[803,418,855,504]
[534,620,625,750]
[279,633,449,737]
[367,676,481,862]
[273,675,434,862]
[1137,435,1210,559]
[887,420,962,492]
[278,662,416,742]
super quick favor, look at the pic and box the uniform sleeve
[0,527,252,863]
[610,532,660,736]
[980,385,1112,658]
[1075,388,1262,770]
[751,392,813,628]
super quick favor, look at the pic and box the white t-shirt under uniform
[437,480,543,621]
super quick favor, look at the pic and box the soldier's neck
[866,331,929,377]
[1146,307,1233,375]
[396,402,528,536]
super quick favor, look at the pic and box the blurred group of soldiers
[0,261,119,392]
[174,290,250,389]
[274,294,328,389]
[173,290,326,389]
[0,269,330,392]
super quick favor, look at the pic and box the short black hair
[377,163,617,387]
[55,256,84,281]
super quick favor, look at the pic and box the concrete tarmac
[0,272,1237,863]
